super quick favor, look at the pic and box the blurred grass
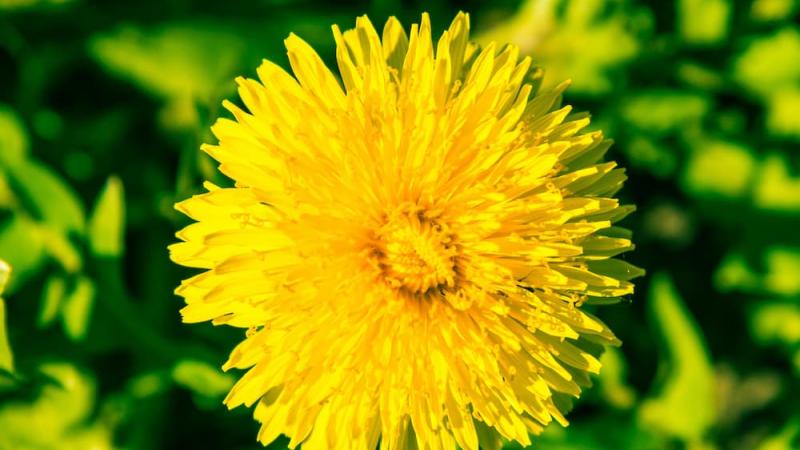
[1,0,799,449]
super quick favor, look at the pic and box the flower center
[374,205,459,295]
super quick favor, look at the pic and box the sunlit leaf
[5,159,85,234]
[172,359,234,399]
[715,247,800,296]
[678,0,730,45]
[750,301,800,346]
[0,363,95,449]
[677,62,725,91]
[61,276,95,341]
[733,28,800,100]
[0,104,28,166]
[750,0,798,22]
[38,275,66,327]
[477,0,641,94]
[597,346,636,409]
[682,139,756,199]
[753,154,800,212]
[639,273,715,442]
[766,87,800,139]
[714,252,759,292]
[624,136,677,178]
[0,259,13,373]
[0,215,46,292]
[88,23,245,102]
[88,176,125,258]
[621,90,710,136]
[0,259,8,295]
[755,418,800,450]
[40,226,82,273]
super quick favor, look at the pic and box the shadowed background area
[1,0,799,449]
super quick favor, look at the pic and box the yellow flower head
[170,12,641,450]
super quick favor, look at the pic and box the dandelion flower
[170,12,641,450]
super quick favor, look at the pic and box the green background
[1,0,799,449]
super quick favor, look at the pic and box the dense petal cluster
[170,12,641,450]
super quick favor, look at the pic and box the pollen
[372,203,460,295]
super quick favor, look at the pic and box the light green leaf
[621,90,710,136]
[733,28,800,100]
[715,247,800,296]
[39,226,82,273]
[750,301,800,346]
[0,298,12,374]
[0,104,28,166]
[38,275,66,328]
[61,276,95,341]
[750,0,798,22]
[755,419,800,450]
[477,0,640,95]
[639,273,715,442]
[88,24,245,101]
[624,136,677,178]
[0,362,95,449]
[762,248,800,296]
[766,87,800,139]
[0,215,46,292]
[597,347,636,409]
[0,260,13,373]
[172,359,234,399]
[0,259,8,295]
[753,154,800,212]
[678,0,730,45]
[714,252,759,293]
[6,159,85,234]
[682,139,756,199]
[88,176,125,257]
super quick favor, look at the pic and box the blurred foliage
[1,0,799,449]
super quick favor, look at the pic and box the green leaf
[0,104,29,167]
[714,252,759,293]
[0,363,96,449]
[753,154,800,212]
[750,0,798,22]
[597,347,636,409]
[639,273,715,442]
[38,275,66,328]
[88,176,125,257]
[5,159,85,234]
[0,298,11,375]
[755,419,800,450]
[621,91,710,136]
[88,23,245,101]
[0,260,13,374]
[61,276,95,342]
[682,139,756,200]
[766,87,800,139]
[0,259,8,295]
[39,226,82,273]
[715,247,800,296]
[0,215,46,292]
[477,0,640,95]
[733,28,800,100]
[624,136,677,178]
[678,0,730,45]
[172,359,234,399]
[749,301,800,347]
